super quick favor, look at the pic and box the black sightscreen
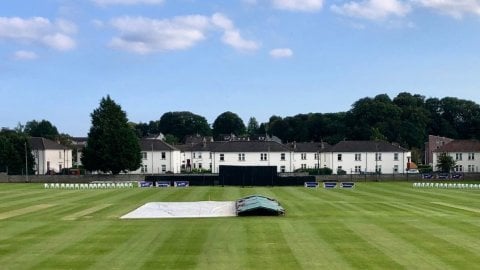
[219,165,277,186]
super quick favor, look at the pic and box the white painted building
[287,142,331,171]
[30,137,73,174]
[432,140,480,173]
[329,141,411,174]
[130,139,182,174]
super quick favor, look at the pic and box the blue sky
[1,0,480,136]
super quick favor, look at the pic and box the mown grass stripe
[0,204,54,220]
[62,204,112,221]
[345,222,450,269]
[431,201,480,214]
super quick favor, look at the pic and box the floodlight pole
[25,141,29,183]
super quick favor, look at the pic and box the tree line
[2,92,479,175]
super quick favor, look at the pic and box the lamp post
[24,141,29,182]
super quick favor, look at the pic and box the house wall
[433,151,480,172]
[33,149,73,175]
[330,151,410,174]
[291,152,330,171]
[210,151,293,173]
[132,150,181,174]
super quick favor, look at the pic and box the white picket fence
[44,182,134,189]
[413,182,480,189]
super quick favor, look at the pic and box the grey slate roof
[140,139,178,151]
[329,140,408,153]
[287,142,331,152]
[176,141,291,152]
[434,140,480,152]
[29,137,68,150]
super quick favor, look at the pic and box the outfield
[1,183,479,269]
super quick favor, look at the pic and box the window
[314,164,319,169]
[337,166,343,173]
[59,151,62,159]
[141,165,148,173]
[238,153,245,161]
[375,153,382,161]
[161,152,166,160]
[375,165,382,173]
[314,153,319,160]
[468,153,475,160]
[219,154,224,161]
[209,163,212,170]
[301,164,307,169]
[301,153,307,160]
[354,166,361,173]
[394,165,399,173]
[355,153,361,161]
[161,165,166,172]
[455,165,463,172]
[260,153,268,161]
[198,153,202,159]
[468,165,474,172]
[193,152,196,159]
[280,153,285,161]
[337,154,342,161]
[209,152,212,159]
[141,152,147,159]
[456,153,463,161]
[198,163,202,169]
[394,153,399,161]
[280,166,286,173]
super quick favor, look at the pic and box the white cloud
[0,17,76,51]
[269,48,293,58]
[92,0,164,6]
[331,0,411,20]
[211,13,259,51]
[109,15,210,54]
[109,14,260,54]
[414,0,480,19]
[13,50,38,60]
[272,0,324,12]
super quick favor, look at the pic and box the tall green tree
[436,153,456,173]
[24,120,59,140]
[247,117,259,136]
[0,129,34,175]
[82,96,141,175]
[159,111,211,142]
[212,111,246,138]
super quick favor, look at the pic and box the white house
[329,141,411,174]
[30,137,73,174]
[130,139,182,174]
[287,142,331,171]
[432,140,480,173]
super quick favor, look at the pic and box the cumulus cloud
[211,13,259,51]
[414,0,480,19]
[269,48,293,58]
[109,13,259,54]
[92,0,164,6]
[13,50,38,60]
[272,0,324,12]
[0,17,76,51]
[109,15,209,54]
[331,0,411,20]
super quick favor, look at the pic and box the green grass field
[1,182,480,270]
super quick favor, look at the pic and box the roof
[29,137,69,150]
[140,139,179,151]
[434,140,480,153]
[287,142,331,152]
[176,140,291,153]
[236,195,285,216]
[329,140,408,153]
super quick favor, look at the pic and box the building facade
[30,137,73,175]
[433,140,480,173]
[130,139,182,174]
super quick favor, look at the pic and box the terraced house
[433,140,480,173]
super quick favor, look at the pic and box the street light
[24,141,29,182]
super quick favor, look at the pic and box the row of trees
[133,92,480,149]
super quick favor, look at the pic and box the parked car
[406,169,420,174]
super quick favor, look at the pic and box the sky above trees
[1,1,480,136]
